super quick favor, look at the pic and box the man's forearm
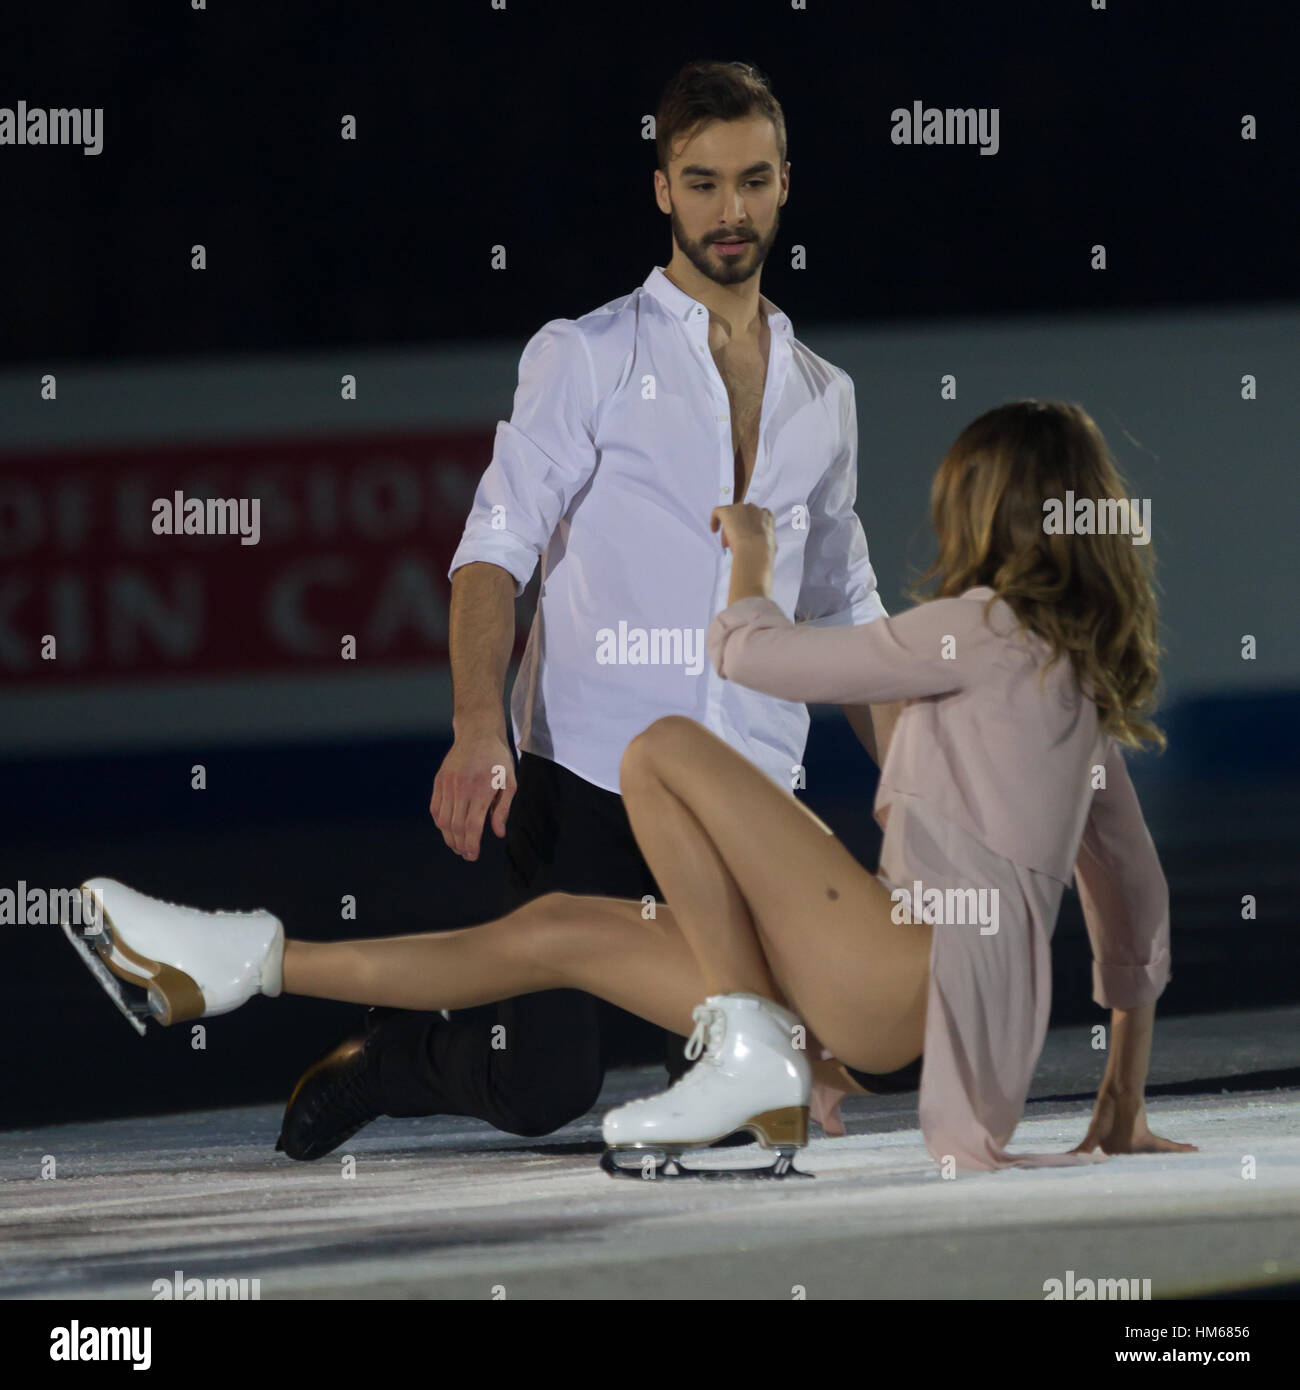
[448,562,517,737]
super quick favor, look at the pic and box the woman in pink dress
[74,400,1194,1173]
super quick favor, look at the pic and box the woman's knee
[620,715,703,790]
[512,891,585,983]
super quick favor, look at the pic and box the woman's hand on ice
[807,1052,871,1138]
[810,1082,848,1137]
[1072,1090,1198,1157]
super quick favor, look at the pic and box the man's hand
[1072,1089,1197,1157]
[430,728,517,861]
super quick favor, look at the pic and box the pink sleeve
[1075,742,1172,1010]
[706,595,987,704]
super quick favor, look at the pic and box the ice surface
[1,1008,1297,1299]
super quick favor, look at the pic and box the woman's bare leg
[284,896,858,1091]
[616,716,931,1073]
[284,716,930,1076]
[283,892,710,1036]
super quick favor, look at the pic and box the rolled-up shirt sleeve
[707,593,986,705]
[794,373,888,630]
[447,319,599,597]
[1075,741,1172,1009]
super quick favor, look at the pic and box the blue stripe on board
[1,691,1295,842]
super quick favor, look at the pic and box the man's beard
[669,201,779,286]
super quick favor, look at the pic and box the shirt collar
[643,265,792,337]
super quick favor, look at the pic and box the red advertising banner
[0,430,501,685]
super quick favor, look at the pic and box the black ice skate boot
[276,1007,441,1161]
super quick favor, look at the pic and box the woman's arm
[723,526,774,607]
[1073,1002,1196,1156]
[1071,750,1195,1156]
[1103,1001,1156,1098]
[710,508,979,707]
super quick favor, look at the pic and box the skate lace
[680,1004,727,1073]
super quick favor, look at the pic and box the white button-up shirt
[447,266,887,793]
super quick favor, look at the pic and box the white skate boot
[61,877,285,1033]
[601,992,813,1180]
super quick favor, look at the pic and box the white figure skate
[601,992,813,1180]
[60,877,285,1031]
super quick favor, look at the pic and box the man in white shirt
[277,59,902,1161]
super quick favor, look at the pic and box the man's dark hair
[655,60,788,175]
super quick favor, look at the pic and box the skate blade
[59,913,151,1036]
[600,1145,813,1181]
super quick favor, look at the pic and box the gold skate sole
[746,1106,808,1148]
[87,900,206,1027]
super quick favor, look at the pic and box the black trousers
[371,750,677,1134]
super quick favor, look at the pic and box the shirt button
[721,485,731,495]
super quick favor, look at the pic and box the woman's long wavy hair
[906,401,1166,752]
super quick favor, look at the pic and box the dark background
[2,0,1297,363]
